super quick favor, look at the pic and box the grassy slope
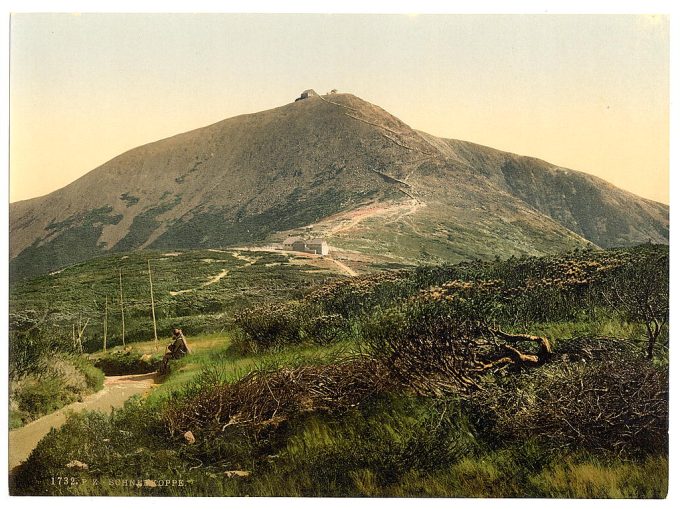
[10,246,668,497]
[9,248,341,350]
[327,203,589,265]
[93,332,357,402]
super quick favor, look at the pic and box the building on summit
[294,89,318,102]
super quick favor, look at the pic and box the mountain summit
[10,91,668,279]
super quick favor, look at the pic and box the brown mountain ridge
[9,91,668,279]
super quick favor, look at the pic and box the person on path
[159,328,191,374]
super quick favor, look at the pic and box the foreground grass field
[10,245,669,497]
[89,332,358,399]
[13,315,667,497]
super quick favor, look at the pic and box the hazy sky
[9,13,669,203]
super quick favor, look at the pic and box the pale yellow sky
[9,14,669,204]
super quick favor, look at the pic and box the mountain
[9,91,668,280]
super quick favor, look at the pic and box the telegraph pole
[148,259,158,350]
[119,269,126,347]
[103,296,108,352]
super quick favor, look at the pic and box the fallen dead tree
[165,357,395,438]
[468,338,668,457]
[363,302,553,397]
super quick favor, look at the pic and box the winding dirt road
[9,373,157,471]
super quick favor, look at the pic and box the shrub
[93,351,161,375]
[11,400,181,496]
[9,310,69,380]
[234,302,356,351]
[602,248,669,359]
[10,355,104,426]
[234,302,305,350]
[69,354,105,391]
[14,374,75,420]
[364,298,551,397]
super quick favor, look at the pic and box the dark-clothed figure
[159,328,191,374]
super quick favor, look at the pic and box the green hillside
[9,248,341,352]
[10,244,669,496]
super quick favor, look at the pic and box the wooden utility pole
[103,296,108,352]
[148,259,158,350]
[76,319,89,354]
[119,269,126,347]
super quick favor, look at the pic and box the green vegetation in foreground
[89,331,359,401]
[11,380,667,497]
[144,332,358,403]
[9,355,104,429]
[10,245,668,497]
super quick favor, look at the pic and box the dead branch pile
[364,305,552,397]
[469,342,668,457]
[552,335,641,363]
[165,358,395,438]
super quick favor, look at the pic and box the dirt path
[229,250,260,266]
[205,246,367,278]
[169,267,230,295]
[9,373,157,471]
[202,268,230,287]
[307,198,424,237]
[330,257,358,277]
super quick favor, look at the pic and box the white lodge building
[281,237,329,256]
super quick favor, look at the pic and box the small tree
[607,249,668,359]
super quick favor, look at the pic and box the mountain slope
[10,92,668,279]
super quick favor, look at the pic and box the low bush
[234,302,357,351]
[234,302,305,349]
[93,351,162,375]
[9,354,104,427]
[9,309,68,380]
[364,297,551,397]
[70,355,105,390]
[11,399,187,496]
[13,375,76,422]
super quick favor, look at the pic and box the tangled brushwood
[169,255,668,460]
[364,301,552,397]
[165,358,395,438]
[469,338,668,457]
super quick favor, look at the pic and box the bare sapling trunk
[103,296,108,352]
